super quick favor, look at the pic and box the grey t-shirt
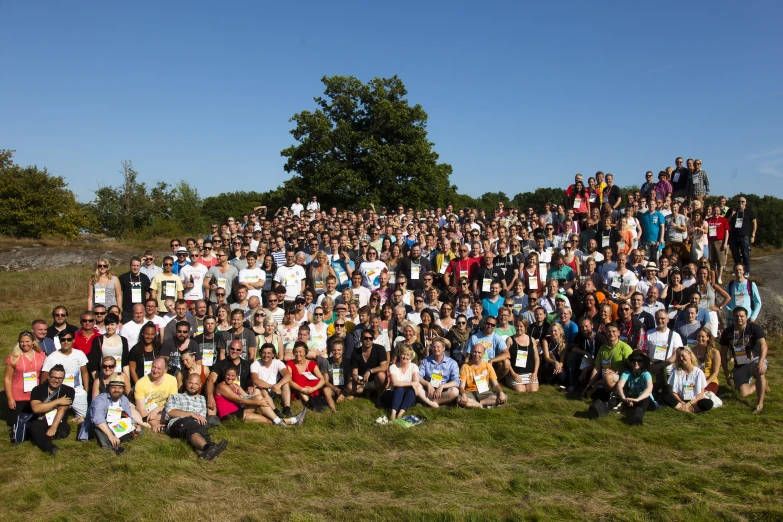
[206,266,239,302]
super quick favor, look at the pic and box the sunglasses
[60,338,74,342]
[102,365,116,370]
[362,337,374,341]
[163,263,174,267]
[216,293,226,297]
[97,264,108,268]
[485,323,497,327]
[81,318,95,323]
[54,313,67,317]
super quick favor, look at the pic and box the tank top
[311,265,330,295]
[564,256,578,274]
[510,336,535,374]
[696,347,719,386]
[695,283,716,309]
[93,280,117,307]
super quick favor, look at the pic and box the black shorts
[167,417,210,441]
[219,407,245,421]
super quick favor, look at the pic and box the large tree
[281,75,455,210]
[0,150,89,238]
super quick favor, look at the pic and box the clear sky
[2,1,782,203]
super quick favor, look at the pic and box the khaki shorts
[733,358,767,385]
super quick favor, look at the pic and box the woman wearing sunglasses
[88,258,122,312]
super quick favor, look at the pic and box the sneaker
[198,443,216,460]
[295,408,306,426]
[589,400,608,418]
[114,446,126,455]
[49,446,61,455]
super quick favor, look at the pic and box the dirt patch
[0,247,167,272]
[746,254,783,335]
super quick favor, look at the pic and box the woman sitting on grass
[215,366,304,425]
[286,342,328,411]
[590,351,654,425]
[381,345,421,421]
[661,347,714,413]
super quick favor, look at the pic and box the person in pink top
[5,331,48,432]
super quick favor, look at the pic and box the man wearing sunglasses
[46,306,78,350]
[465,317,510,383]
[150,256,184,314]
[41,331,90,423]
[27,364,75,454]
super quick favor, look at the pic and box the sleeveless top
[696,347,719,386]
[93,279,118,307]
[311,264,331,295]
[509,336,535,374]
[694,283,716,309]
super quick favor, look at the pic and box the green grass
[0,268,782,521]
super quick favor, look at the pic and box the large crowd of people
[4,157,769,458]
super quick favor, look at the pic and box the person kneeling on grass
[417,337,461,407]
[90,374,142,454]
[164,374,228,461]
[458,344,507,408]
[719,307,769,414]
[27,365,74,454]
[350,331,388,402]
[590,351,655,425]
[321,339,352,412]
[659,347,715,413]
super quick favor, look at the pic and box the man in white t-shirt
[316,275,341,306]
[41,332,90,420]
[238,252,266,300]
[290,197,304,217]
[349,272,372,308]
[120,304,147,348]
[274,248,306,303]
[180,249,208,302]
[646,309,683,385]
[306,196,320,213]
[251,343,294,417]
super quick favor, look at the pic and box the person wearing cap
[165,373,228,460]
[171,247,190,276]
[89,373,141,453]
[635,262,664,299]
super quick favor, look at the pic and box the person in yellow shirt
[458,344,507,408]
[134,357,178,431]
[150,257,184,314]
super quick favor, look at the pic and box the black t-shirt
[128,343,157,380]
[46,323,78,340]
[633,311,655,332]
[211,358,252,389]
[87,335,130,376]
[671,167,690,191]
[728,208,756,237]
[472,265,505,299]
[161,339,202,372]
[351,343,387,375]
[493,254,519,285]
[193,334,225,368]
[220,328,257,360]
[572,332,608,358]
[603,185,621,207]
[30,383,75,421]
[527,321,552,345]
[118,271,152,313]
[508,336,535,374]
[719,323,766,367]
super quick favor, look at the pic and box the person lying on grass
[458,344,507,408]
[164,373,227,461]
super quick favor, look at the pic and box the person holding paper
[27,364,75,454]
[458,343,507,408]
[133,357,178,432]
[89,374,142,453]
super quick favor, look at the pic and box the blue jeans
[389,387,417,412]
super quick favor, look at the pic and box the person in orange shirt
[458,344,507,408]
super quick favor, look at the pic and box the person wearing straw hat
[89,374,141,454]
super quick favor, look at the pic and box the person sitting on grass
[381,345,421,420]
[133,357,178,432]
[500,317,540,393]
[719,306,769,414]
[659,346,714,413]
[590,351,654,425]
[417,337,461,407]
[287,342,328,411]
[27,365,74,454]
[458,344,507,408]
[351,330,389,400]
[215,366,304,426]
[164,373,228,461]
[251,343,294,417]
[321,339,351,412]
[89,374,142,454]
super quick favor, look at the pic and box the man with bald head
[120,304,147,348]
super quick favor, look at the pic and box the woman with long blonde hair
[88,257,122,311]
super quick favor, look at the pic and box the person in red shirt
[444,244,480,295]
[73,311,102,356]
[707,203,730,284]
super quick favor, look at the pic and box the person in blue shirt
[89,374,141,453]
[172,248,190,276]
[465,318,509,381]
[638,198,665,261]
[417,338,461,407]
[330,247,355,292]
[558,307,579,344]
[481,281,504,319]
[723,264,762,325]
[590,351,654,425]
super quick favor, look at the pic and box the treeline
[1,149,781,248]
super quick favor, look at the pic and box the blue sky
[2,1,782,203]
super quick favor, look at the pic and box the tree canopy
[280,75,455,210]
[0,150,89,238]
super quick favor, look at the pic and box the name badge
[602,236,609,248]
[515,350,528,369]
[202,348,215,367]
[735,217,743,229]
[601,359,611,376]
[114,356,122,369]
[302,371,318,381]
[217,277,227,289]
[107,403,123,424]
[653,343,667,361]
[708,225,717,237]
[573,197,582,209]
[45,408,57,426]
[143,359,152,375]
[336,267,349,285]
[164,281,176,297]
[94,287,106,304]
[388,271,396,284]
[23,371,37,392]
[411,266,420,280]
[682,384,694,401]
[144,397,158,412]
[482,278,492,292]
[475,373,489,393]
[439,262,448,274]
[63,374,75,388]
[431,370,443,388]
[733,345,750,366]
[332,368,344,386]
[459,269,468,280]
[131,284,142,303]
[611,275,622,289]
[528,278,538,290]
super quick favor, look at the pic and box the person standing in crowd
[727,196,757,276]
